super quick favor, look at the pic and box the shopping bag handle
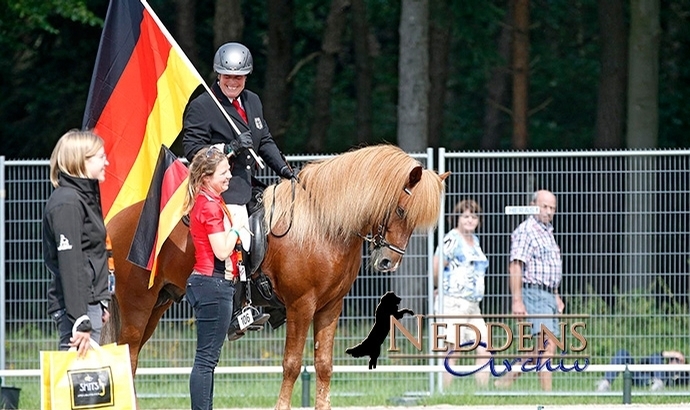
[69,315,101,351]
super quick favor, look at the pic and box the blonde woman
[43,129,110,357]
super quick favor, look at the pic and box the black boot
[227,306,270,341]
[252,272,274,299]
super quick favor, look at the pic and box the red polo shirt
[190,190,238,276]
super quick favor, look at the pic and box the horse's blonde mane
[263,145,445,246]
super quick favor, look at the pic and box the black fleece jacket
[43,173,110,325]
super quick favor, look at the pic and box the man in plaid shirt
[496,190,564,391]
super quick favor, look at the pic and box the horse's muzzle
[372,255,400,272]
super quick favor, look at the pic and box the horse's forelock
[406,168,445,229]
[264,145,444,245]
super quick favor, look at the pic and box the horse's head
[365,166,448,272]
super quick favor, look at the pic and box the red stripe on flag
[127,146,188,271]
[145,159,188,270]
[159,160,188,212]
[95,9,173,218]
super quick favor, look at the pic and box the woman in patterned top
[433,199,489,387]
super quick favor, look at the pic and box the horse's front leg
[312,301,343,410]
[276,306,314,410]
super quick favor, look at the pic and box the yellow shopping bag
[40,343,136,410]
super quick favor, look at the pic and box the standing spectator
[43,129,111,357]
[495,190,564,391]
[596,350,688,391]
[433,199,490,387]
[183,147,241,410]
[182,42,295,298]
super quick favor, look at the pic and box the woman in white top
[433,199,489,387]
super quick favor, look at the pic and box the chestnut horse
[103,144,448,409]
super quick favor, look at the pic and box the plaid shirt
[510,216,562,289]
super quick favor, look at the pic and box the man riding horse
[182,42,295,335]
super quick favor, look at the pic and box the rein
[357,215,406,256]
[268,177,298,238]
[269,176,410,256]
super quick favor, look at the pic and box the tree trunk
[397,0,429,152]
[213,0,243,51]
[395,0,428,314]
[626,0,660,148]
[174,0,198,68]
[623,0,660,293]
[594,0,627,149]
[306,0,350,153]
[511,0,529,149]
[427,0,450,150]
[264,0,294,145]
[482,3,513,150]
[351,0,373,145]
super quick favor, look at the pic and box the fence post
[0,155,5,372]
[622,364,632,404]
[301,366,310,407]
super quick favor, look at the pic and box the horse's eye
[396,206,406,219]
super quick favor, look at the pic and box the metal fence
[1,149,689,405]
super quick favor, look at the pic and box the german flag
[82,0,204,223]
[127,145,188,287]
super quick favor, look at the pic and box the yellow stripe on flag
[106,49,201,223]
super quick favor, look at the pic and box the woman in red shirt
[183,147,240,410]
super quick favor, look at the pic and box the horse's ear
[439,171,451,181]
[407,166,423,190]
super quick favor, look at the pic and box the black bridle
[358,188,411,256]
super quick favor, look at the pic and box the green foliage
[2,0,101,36]
[2,0,690,159]
[0,0,106,158]
[568,290,690,361]
[658,2,690,148]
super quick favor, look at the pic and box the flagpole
[139,0,265,169]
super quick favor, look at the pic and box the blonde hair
[183,147,229,214]
[49,129,104,187]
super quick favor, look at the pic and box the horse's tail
[100,295,121,344]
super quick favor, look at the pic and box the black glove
[226,131,254,155]
[279,165,295,180]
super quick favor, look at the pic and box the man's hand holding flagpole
[207,97,265,169]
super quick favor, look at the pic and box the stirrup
[227,324,264,342]
[244,305,270,327]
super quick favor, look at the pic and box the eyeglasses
[86,153,107,161]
